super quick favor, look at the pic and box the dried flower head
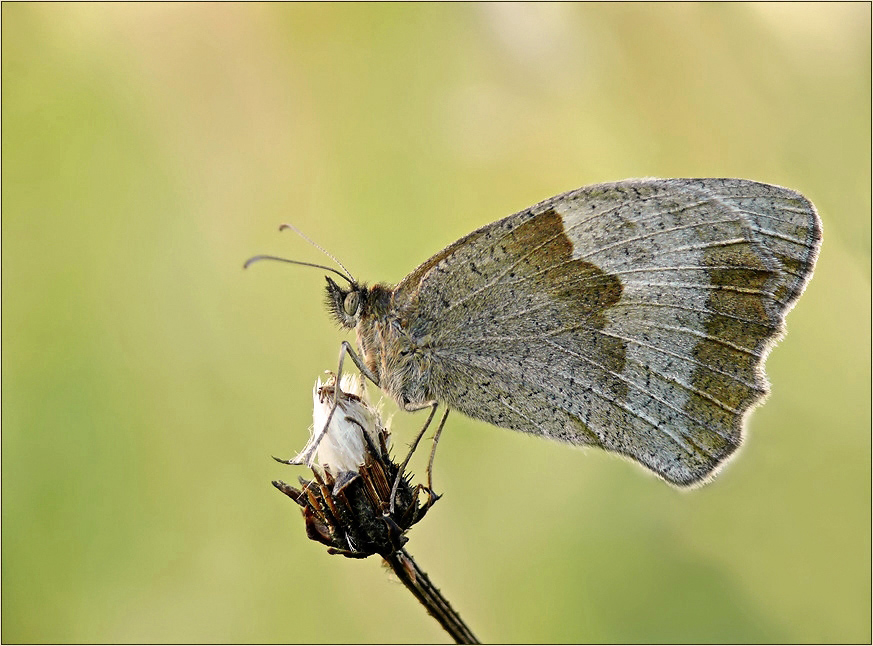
[273,373,432,559]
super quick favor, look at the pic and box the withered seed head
[274,373,433,559]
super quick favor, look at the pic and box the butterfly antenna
[278,223,356,285]
[242,255,354,285]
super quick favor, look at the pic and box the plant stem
[383,547,479,644]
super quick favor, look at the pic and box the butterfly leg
[336,340,381,387]
[421,408,450,511]
[389,402,438,515]
[275,341,380,467]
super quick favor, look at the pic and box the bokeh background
[3,3,870,643]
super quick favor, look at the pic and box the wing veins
[442,320,763,386]
[642,321,761,356]
[455,348,699,455]
[540,338,729,448]
[562,196,712,236]
[746,222,815,246]
[619,353,742,415]
[621,281,777,297]
[441,225,567,314]
[439,325,752,424]
[578,218,745,262]
[666,238,749,253]
[490,261,780,292]
[609,300,781,330]
[443,197,718,315]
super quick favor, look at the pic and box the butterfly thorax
[355,284,436,410]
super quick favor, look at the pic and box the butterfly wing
[393,178,821,485]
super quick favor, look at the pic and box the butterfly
[254,178,822,486]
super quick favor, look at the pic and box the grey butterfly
[296,178,821,486]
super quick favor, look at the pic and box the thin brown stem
[383,547,479,644]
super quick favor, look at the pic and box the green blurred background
[3,3,870,643]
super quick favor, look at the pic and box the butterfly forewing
[393,178,821,485]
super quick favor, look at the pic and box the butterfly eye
[343,292,360,317]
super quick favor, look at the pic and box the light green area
[3,3,869,643]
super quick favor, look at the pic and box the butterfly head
[325,276,369,329]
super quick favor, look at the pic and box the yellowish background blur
[3,3,870,643]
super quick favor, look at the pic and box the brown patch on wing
[684,241,779,454]
[503,209,628,420]
[772,251,813,304]
[505,210,624,328]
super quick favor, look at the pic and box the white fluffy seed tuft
[299,373,384,476]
